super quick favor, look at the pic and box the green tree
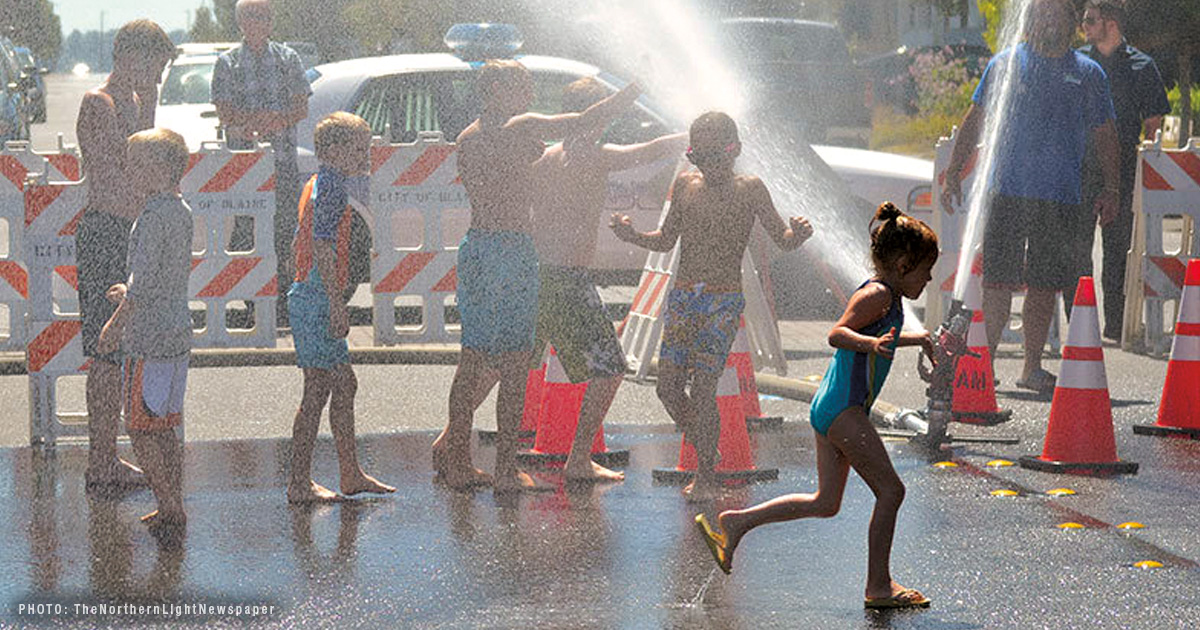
[0,0,62,63]
[189,6,221,43]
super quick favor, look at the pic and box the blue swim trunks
[287,281,350,370]
[659,284,745,374]
[457,229,539,355]
[809,279,903,435]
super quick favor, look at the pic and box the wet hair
[869,202,939,274]
[478,59,531,105]
[127,128,190,185]
[562,77,609,114]
[1086,0,1125,30]
[314,111,371,162]
[112,19,175,63]
[689,111,739,146]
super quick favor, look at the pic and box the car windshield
[160,60,215,106]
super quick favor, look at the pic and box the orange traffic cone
[729,315,784,431]
[952,254,1012,425]
[1135,258,1200,440]
[1019,277,1138,475]
[518,348,629,468]
[652,360,779,484]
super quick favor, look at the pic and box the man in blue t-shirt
[942,0,1120,395]
[211,0,312,322]
[1076,0,1170,340]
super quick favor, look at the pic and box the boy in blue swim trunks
[696,202,937,610]
[611,111,813,501]
[431,60,642,493]
[286,112,394,504]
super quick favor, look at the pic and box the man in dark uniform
[1075,0,1171,339]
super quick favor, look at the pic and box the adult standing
[76,19,176,490]
[1075,0,1170,339]
[211,0,312,324]
[941,0,1120,395]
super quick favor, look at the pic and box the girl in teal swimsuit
[695,202,939,610]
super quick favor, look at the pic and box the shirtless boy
[611,111,813,500]
[529,77,685,482]
[431,60,640,492]
[75,20,176,491]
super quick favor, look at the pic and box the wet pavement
[2,409,1199,629]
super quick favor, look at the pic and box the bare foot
[287,480,343,504]
[494,470,554,493]
[342,472,397,497]
[682,477,723,503]
[564,460,625,484]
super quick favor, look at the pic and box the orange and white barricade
[0,142,81,350]
[23,154,89,445]
[367,134,462,345]
[1123,136,1200,356]
[181,140,278,348]
[929,129,1061,352]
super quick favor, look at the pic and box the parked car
[156,42,239,150]
[717,18,872,148]
[12,46,45,124]
[0,36,29,142]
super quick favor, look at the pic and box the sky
[52,0,196,36]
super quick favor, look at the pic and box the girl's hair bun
[874,201,902,224]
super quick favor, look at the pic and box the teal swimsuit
[809,279,903,436]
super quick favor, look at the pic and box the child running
[694,202,937,610]
[286,112,394,503]
[96,128,193,533]
[611,112,812,501]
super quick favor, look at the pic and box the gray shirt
[123,193,194,359]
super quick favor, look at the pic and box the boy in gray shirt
[98,128,194,535]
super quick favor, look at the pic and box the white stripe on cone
[967,313,987,348]
[546,349,569,384]
[1065,305,1102,348]
[717,364,739,397]
[1058,360,1108,390]
[1170,335,1200,361]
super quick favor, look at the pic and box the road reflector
[932,461,958,469]
[1057,522,1085,529]
[1117,522,1145,530]
[1046,488,1076,496]
[1133,560,1163,569]
[986,459,1014,468]
[990,489,1018,497]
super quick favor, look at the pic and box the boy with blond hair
[286,111,394,503]
[611,112,813,500]
[97,128,193,531]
